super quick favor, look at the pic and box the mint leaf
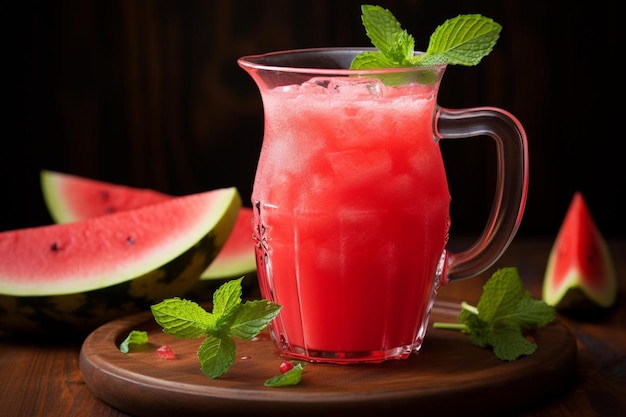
[360,5,413,64]
[360,4,403,52]
[119,330,148,353]
[350,51,429,86]
[227,300,283,340]
[198,335,236,379]
[351,5,501,74]
[433,267,556,361]
[350,51,399,71]
[264,362,306,387]
[212,277,243,316]
[151,298,216,338]
[474,268,556,330]
[419,14,501,66]
[489,326,538,361]
[354,5,414,69]
[512,296,557,327]
[150,278,282,379]
[476,267,526,323]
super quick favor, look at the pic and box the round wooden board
[79,300,577,417]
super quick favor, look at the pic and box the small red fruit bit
[157,345,176,359]
[279,361,294,373]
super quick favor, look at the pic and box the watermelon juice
[249,72,451,363]
[240,48,529,364]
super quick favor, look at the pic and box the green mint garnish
[151,278,281,379]
[119,330,148,353]
[422,14,502,66]
[433,267,556,361]
[351,5,501,72]
[264,362,306,387]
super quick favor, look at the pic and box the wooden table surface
[1,237,624,417]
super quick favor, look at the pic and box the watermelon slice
[40,170,257,282]
[41,172,172,222]
[0,187,241,334]
[543,192,617,311]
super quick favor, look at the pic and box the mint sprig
[151,278,281,378]
[351,5,501,71]
[433,267,556,361]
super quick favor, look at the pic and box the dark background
[4,0,624,239]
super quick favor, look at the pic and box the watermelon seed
[50,242,61,252]
[99,191,115,213]
[127,237,135,245]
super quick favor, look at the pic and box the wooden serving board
[79,300,577,417]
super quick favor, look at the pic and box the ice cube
[301,77,385,98]
[326,77,385,98]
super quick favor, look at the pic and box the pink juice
[252,77,451,362]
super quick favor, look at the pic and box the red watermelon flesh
[542,192,617,309]
[0,188,240,296]
[41,170,256,280]
[41,171,171,223]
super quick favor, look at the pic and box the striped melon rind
[0,188,241,334]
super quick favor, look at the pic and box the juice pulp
[252,77,450,362]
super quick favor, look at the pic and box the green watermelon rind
[200,208,257,279]
[201,256,257,279]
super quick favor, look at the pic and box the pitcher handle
[435,106,529,283]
